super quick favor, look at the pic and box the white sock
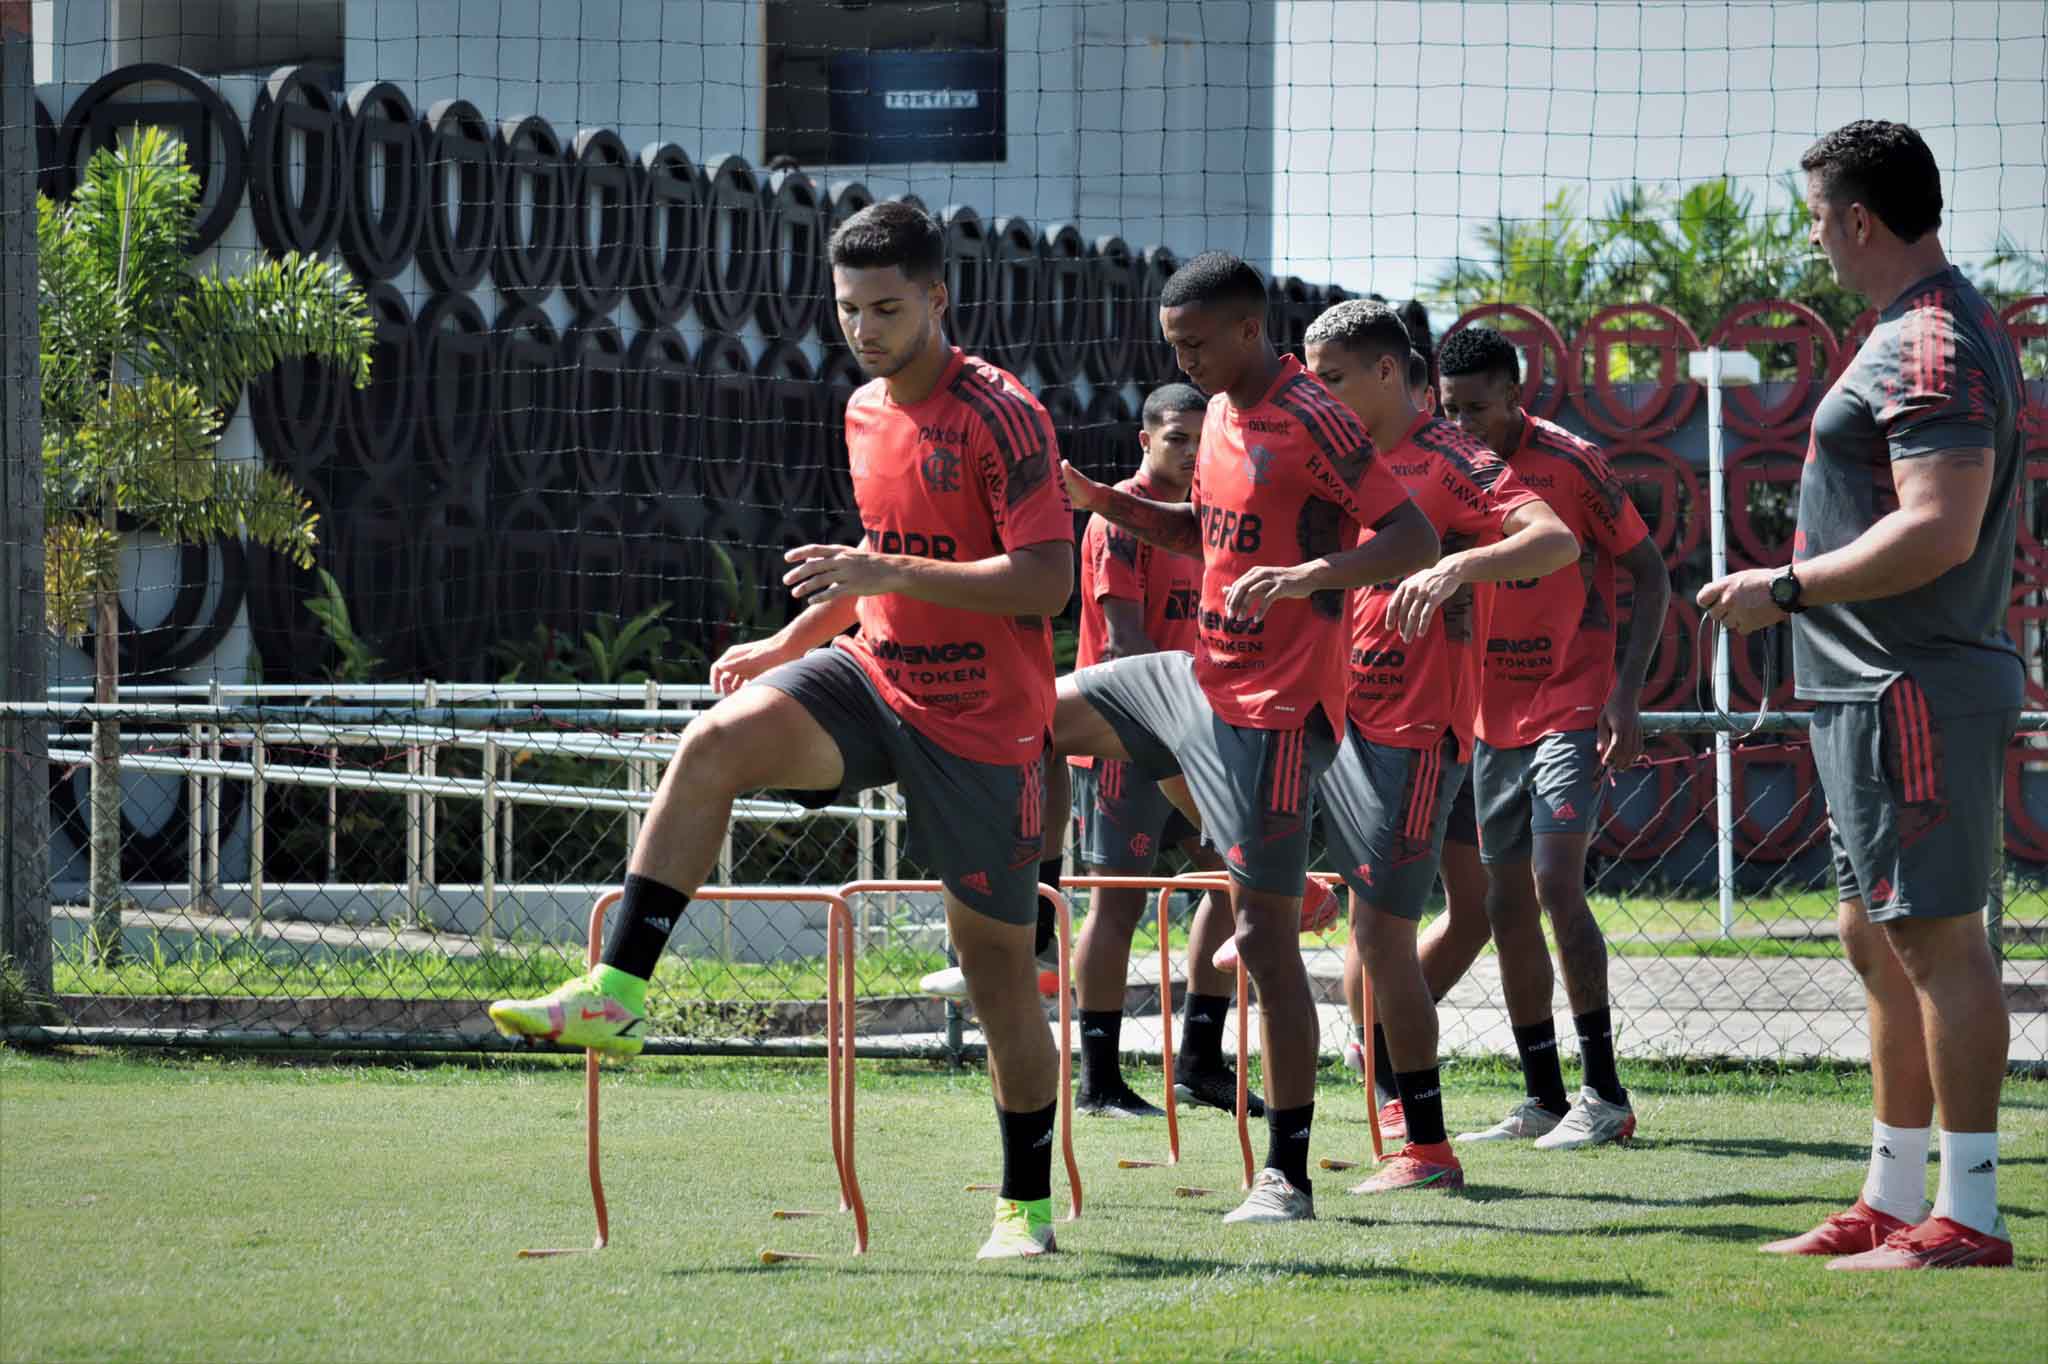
[1932,1130,2002,1236]
[1860,1120,1930,1222]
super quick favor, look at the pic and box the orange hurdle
[688,887,866,1257]
[839,880,1084,1222]
[517,888,621,1258]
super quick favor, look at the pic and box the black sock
[1078,1010,1124,1095]
[1512,1019,1570,1115]
[1371,1024,1398,1105]
[1033,860,1063,960]
[1394,1067,1447,1146]
[1264,1102,1315,1192]
[1574,1007,1626,1106]
[598,874,688,979]
[996,1101,1057,1203]
[1178,993,1230,1071]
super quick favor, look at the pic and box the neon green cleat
[976,1197,1057,1260]
[488,970,646,1057]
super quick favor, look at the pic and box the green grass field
[2,1048,2043,1362]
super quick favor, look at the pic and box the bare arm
[1098,597,1159,661]
[780,596,863,652]
[784,539,1074,617]
[1698,450,1996,636]
[1225,499,1440,620]
[1613,536,1671,697]
[1384,500,1580,641]
[709,592,860,695]
[1063,461,1201,557]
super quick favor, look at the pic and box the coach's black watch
[1769,565,1806,614]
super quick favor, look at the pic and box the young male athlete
[1340,331,1497,1123]
[1434,324,1672,1149]
[1054,252,1440,1223]
[1058,383,1254,1119]
[1701,120,2023,1269]
[1301,300,1579,1192]
[488,202,1078,1260]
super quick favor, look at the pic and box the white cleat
[1454,1096,1565,1144]
[1221,1168,1315,1224]
[919,966,969,1001]
[1532,1087,1637,1150]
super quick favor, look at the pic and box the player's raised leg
[488,676,846,1056]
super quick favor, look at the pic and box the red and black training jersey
[1475,413,1652,749]
[1190,355,1414,734]
[836,348,1074,766]
[1348,414,1544,758]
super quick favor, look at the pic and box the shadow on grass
[1323,1215,1785,1245]
[1645,1135,1867,1161]
[672,1248,1664,1298]
[1452,1184,1822,1211]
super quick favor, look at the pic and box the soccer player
[1055,252,1440,1223]
[488,202,1078,1261]
[1433,324,1672,1150]
[1700,120,2023,1270]
[1340,326,1497,1120]
[1301,300,1579,1191]
[1055,382,1255,1120]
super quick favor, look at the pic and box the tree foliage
[37,124,373,641]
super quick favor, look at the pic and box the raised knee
[674,712,752,792]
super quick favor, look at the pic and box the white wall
[1272,0,2048,303]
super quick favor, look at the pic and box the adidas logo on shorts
[962,871,992,895]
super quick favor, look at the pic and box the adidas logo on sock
[1527,1038,1557,1052]
[1290,1126,1312,1140]
[644,916,673,932]
[1414,1087,1441,1102]
[1877,1144,1895,1158]
[1083,1025,1107,1037]
[1968,1158,1996,1174]
[1190,1011,1214,1024]
[1033,1131,1054,1148]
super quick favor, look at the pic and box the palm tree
[38,125,372,961]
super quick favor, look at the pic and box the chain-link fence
[5,693,2044,1065]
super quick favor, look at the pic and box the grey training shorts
[1811,675,2017,924]
[1317,727,1469,920]
[1072,651,1336,897]
[759,647,1043,925]
[1473,728,1603,865]
[1070,759,1197,873]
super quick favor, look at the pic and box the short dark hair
[1140,382,1207,428]
[1800,119,1943,243]
[1406,350,1430,392]
[1306,299,1421,371]
[829,200,945,281]
[1437,325,1521,386]
[1158,250,1267,313]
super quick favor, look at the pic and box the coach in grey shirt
[1700,119,2023,1270]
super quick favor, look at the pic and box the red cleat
[1036,968,1062,998]
[1376,1098,1408,1145]
[1827,1216,2014,1271]
[1300,877,1341,935]
[1212,878,1344,971]
[1759,1200,1916,1256]
[1347,1141,1464,1195]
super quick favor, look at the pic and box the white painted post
[481,735,498,946]
[422,678,438,892]
[186,720,202,912]
[1689,346,1761,941]
[205,679,222,910]
[249,724,266,923]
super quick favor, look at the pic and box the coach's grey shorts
[1072,651,1336,896]
[1317,727,1469,920]
[1811,676,2017,924]
[1473,728,1602,866]
[758,647,1042,925]
[1071,759,1196,873]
